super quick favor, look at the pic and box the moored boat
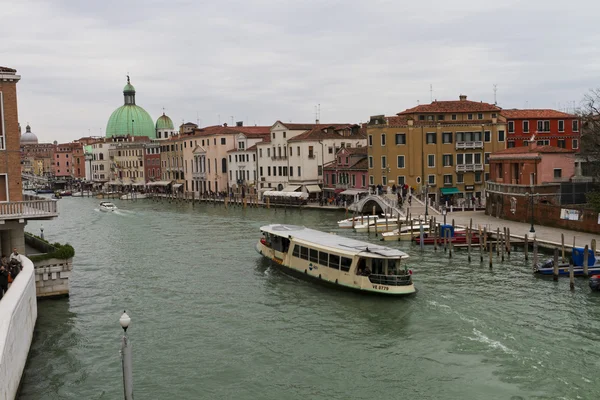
[337,215,379,229]
[589,275,600,291]
[535,247,600,276]
[381,224,430,241]
[256,224,415,296]
[99,201,118,212]
[120,193,147,200]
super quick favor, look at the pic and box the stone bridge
[348,194,405,217]
[21,173,49,184]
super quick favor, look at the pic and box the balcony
[0,194,58,221]
[456,164,484,172]
[192,171,206,180]
[270,156,287,161]
[456,141,484,150]
[335,183,350,189]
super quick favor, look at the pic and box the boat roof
[260,224,409,259]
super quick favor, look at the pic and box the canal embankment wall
[24,233,73,298]
[0,255,37,400]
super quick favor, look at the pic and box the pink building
[489,143,575,185]
[323,146,368,198]
[53,143,76,178]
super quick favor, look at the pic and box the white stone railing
[455,164,484,172]
[456,141,484,149]
[0,196,58,220]
[0,256,37,400]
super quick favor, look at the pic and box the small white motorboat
[381,224,430,241]
[99,201,117,212]
[337,214,379,229]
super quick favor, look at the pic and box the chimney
[528,133,537,150]
[223,123,228,127]
[236,121,243,127]
[316,119,320,124]
[459,94,467,101]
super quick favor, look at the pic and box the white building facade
[257,122,365,195]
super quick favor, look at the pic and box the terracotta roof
[272,121,318,130]
[344,146,367,155]
[287,125,363,142]
[397,96,500,115]
[384,115,497,127]
[0,66,16,73]
[501,109,576,119]
[246,144,257,151]
[324,157,368,171]
[492,145,574,155]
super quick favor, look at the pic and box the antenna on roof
[430,84,433,102]
[493,84,497,105]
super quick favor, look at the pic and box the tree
[578,89,600,177]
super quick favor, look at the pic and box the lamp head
[119,311,131,332]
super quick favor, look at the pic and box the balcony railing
[456,164,484,172]
[456,141,484,150]
[1,194,58,220]
[192,171,206,180]
[270,156,287,161]
[335,183,350,189]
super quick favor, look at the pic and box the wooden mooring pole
[584,244,589,277]
[506,227,511,255]
[524,234,529,261]
[561,233,565,263]
[496,227,500,256]
[569,259,575,291]
[533,236,538,268]
[479,225,483,262]
[553,248,559,281]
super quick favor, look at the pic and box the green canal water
[19,197,600,399]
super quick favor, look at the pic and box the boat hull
[255,242,415,296]
[413,234,479,245]
[535,265,600,276]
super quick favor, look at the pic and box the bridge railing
[0,195,58,220]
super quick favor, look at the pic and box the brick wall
[486,191,600,234]
[0,78,23,202]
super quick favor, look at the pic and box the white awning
[108,181,122,186]
[340,189,368,196]
[147,180,172,187]
[305,185,322,193]
[263,191,308,198]
[281,185,301,192]
[172,183,183,189]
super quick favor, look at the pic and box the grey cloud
[1,0,598,142]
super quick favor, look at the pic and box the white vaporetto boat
[256,224,415,296]
[99,201,117,212]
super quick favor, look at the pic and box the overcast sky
[2,0,599,143]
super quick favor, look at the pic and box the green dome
[106,105,155,138]
[105,76,156,139]
[156,113,174,130]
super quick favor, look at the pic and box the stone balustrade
[34,258,73,298]
[0,194,58,220]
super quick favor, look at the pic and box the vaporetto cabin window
[292,245,352,271]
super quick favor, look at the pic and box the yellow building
[367,95,507,206]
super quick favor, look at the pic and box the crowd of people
[0,248,24,300]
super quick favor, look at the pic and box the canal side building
[323,146,369,197]
[367,95,507,206]
[501,109,580,150]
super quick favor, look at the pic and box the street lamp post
[529,190,535,234]
[119,311,133,400]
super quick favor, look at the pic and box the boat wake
[468,328,514,354]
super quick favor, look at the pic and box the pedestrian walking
[0,264,9,299]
